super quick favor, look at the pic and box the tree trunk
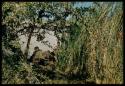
[24,26,34,59]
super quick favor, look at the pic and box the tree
[2,2,74,58]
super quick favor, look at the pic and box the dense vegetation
[2,2,123,84]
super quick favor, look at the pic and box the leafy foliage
[2,2,123,84]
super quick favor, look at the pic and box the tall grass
[2,2,123,84]
[56,2,123,84]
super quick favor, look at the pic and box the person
[28,46,40,63]
[28,46,45,65]
[29,46,57,68]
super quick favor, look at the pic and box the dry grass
[56,2,123,84]
[2,2,123,84]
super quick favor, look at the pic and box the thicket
[2,2,123,84]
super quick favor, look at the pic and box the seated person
[29,46,49,66]
[28,46,57,67]
[28,46,40,63]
